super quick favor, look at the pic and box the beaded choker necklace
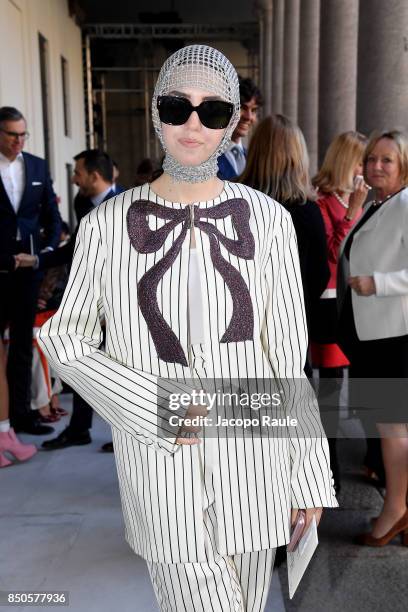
[333,191,349,209]
[372,186,408,206]
[372,192,394,206]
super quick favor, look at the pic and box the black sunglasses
[157,95,234,130]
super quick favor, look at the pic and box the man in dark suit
[0,106,61,435]
[217,76,263,180]
[18,149,118,449]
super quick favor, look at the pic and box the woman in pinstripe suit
[38,46,337,611]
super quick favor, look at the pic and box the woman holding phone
[311,132,369,492]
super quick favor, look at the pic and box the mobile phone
[287,510,306,552]
[353,174,364,188]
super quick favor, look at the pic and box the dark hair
[0,106,25,126]
[136,158,154,175]
[112,159,119,169]
[74,149,113,183]
[134,158,157,186]
[238,76,263,106]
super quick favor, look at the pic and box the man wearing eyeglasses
[0,106,61,436]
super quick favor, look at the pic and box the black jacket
[281,199,330,331]
[0,152,61,266]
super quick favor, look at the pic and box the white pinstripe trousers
[146,346,277,612]
[146,504,276,612]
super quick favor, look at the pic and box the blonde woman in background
[311,132,369,492]
[338,130,408,545]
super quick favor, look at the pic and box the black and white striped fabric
[38,181,338,565]
[145,344,277,612]
[147,500,276,612]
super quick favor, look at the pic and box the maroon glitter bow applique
[127,198,255,366]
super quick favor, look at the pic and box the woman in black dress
[240,114,330,374]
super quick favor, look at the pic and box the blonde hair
[364,130,408,185]
[313,131,367,194]
[239,114,315,203]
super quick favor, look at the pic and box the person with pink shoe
[0,320,37,467]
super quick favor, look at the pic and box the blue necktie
[231,145,246,175]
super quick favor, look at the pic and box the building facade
[1,0,407,207]
[0,0,86,224]
[257,0,408,172]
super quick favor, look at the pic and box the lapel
[81,196,95,217]
[89,188,115,210]
[0,174,14,214]
[76,189,115,223]
[18,152,34,213]
[88,188,115,213]
[340,203,375,260]
[102,189,115,203]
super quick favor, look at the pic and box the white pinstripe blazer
[38,182,338,563]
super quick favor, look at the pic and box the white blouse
[188,249,205,345]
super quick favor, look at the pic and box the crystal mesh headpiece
[152,45,240,183]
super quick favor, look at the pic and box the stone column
[318,0,359,164]
[357,0,408,135]
[297,0,320,174]
[271,0,284,113]
[256,0,273,116]
[282,0,300,122]
[257,7,265,95]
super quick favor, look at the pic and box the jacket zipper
[187,204,195,376]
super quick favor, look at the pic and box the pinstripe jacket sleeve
[37,211,190,456]
[263,212,337,508]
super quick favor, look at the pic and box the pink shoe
[0,428,37,463]
[0,452,12,468]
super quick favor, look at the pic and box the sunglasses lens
[199,101,234,129]
[157,96,234,130]
[157,96,191,125]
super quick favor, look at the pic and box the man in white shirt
[0,106,61,435]
[217,76,262,180]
